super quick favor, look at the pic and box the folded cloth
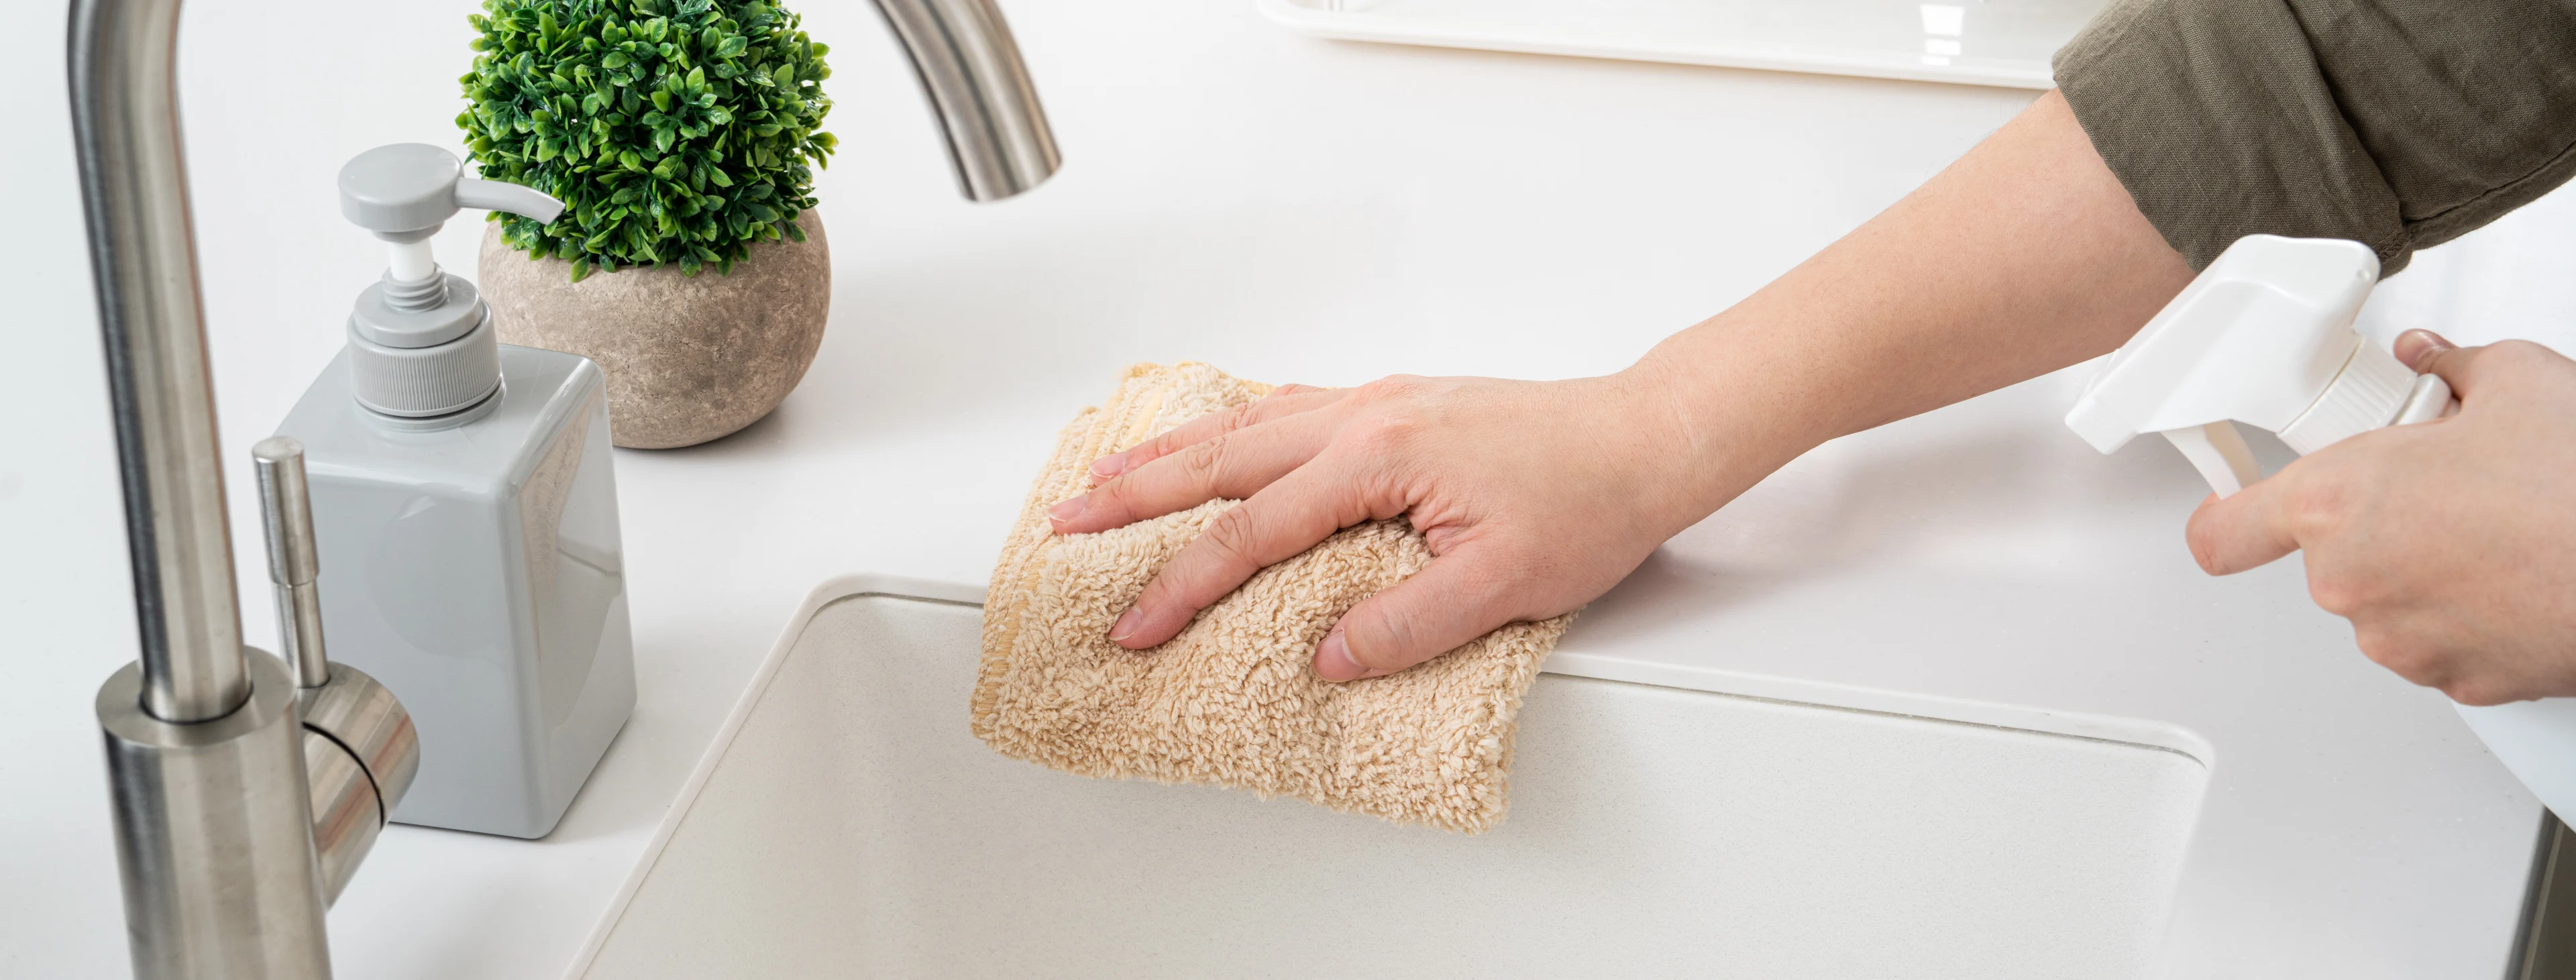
[975,363,1576,833]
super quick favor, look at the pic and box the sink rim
[563,571,2221,979]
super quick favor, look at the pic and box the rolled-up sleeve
[2055,0,2576,274]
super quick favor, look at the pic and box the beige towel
[976,363,1576,833]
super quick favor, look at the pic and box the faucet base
[98,651,332,980]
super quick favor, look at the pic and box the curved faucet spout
[870,0,1062,201]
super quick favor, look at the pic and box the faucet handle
[252,437,330,688]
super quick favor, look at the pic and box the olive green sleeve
[2053,0,2576,274]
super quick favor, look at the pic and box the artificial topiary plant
[459,0,837,280]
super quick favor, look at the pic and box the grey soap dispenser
[277,143,635,839]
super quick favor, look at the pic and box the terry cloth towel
[975,363,1576,834]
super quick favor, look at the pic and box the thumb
[2183,472,2303,576]
[2399,329,2491,400]
[1313,551,1518,682]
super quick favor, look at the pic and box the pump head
[2065,234,2454,496]
[337,143,562,290]
[332,144,564,423]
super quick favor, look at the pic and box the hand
[1044,370,1756,682]
[2187,331,2576,705]
[1042,89,2192,684]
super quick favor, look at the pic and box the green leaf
[461,0,835,272]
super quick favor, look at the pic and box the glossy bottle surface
[279,343,635,838]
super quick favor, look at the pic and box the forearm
[1633,91,2192,498]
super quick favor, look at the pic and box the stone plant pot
[478,212,830,449]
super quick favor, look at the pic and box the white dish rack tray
[1257,0,2107,90]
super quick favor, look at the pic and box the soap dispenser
[2067,233,2576,821]
[276,143,635,839]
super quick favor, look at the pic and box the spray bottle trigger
[2160,421,2262,498]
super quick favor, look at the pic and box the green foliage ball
[460,0,838,280]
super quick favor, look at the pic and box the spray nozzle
[2065,234,2453,497]
[336,144,563,295]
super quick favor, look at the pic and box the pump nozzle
[2065,234,2454,498]
[337,144,562,289]
[454,178,563,225]
[338,143,561,236]
[333,144,565,421]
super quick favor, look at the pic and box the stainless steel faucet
[70,0,1059,975]
[874,0,1064,200]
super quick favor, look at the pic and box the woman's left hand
[2186,329,2576,705]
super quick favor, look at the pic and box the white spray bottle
[2066,233,2576,820]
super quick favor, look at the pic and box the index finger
[2184,470,2303,576]
[1089,385,1344,482]
[1109,452,1392,649]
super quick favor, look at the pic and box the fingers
[2406,332,2495,400]
[2184,474,2304,576]
[1087,386,1345,482]
[1313,551,1518,682]
[1108,460,1390,649]
[1052,408,1340,534]
[2393,329,2454,372]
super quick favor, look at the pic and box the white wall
[0,0,133,966]
[0,0,490,971]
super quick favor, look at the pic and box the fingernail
[1108,606,1143,643]
[1048,494,1088,523]
[1314,630,1366,682]
[2402,329,2455,351]
[2397,329,2455,371]
[1089,453,1126,480]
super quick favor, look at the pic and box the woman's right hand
[1047,366,1766,681]
[1055,87,2200,683]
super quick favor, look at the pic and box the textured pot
[478,212,830,449]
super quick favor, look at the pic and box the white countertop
[9,1,2571,977]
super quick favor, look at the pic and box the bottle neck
[343,272,502,425]
[382,239,449,312]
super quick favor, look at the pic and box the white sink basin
[580,592,2207,979]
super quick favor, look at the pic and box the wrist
[1627,321,1837,471]
[1609,333,1827,531]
